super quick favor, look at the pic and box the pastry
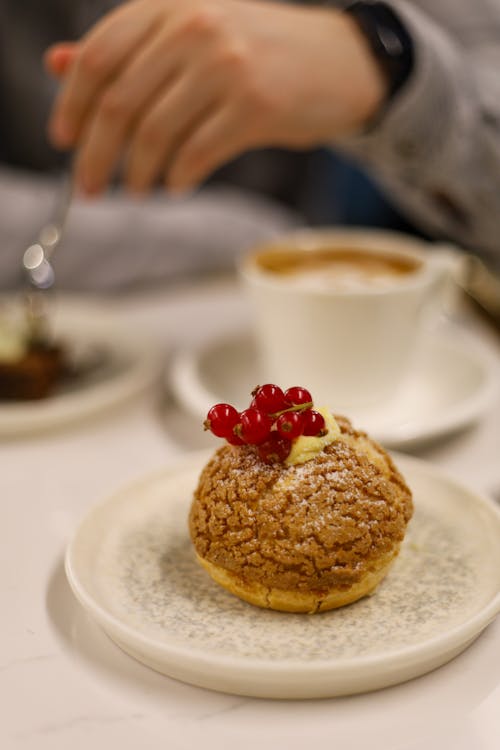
[189,384,413,613]
[0,313,64,400]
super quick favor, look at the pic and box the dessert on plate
[189,384,413,613]
[0,308,64,400]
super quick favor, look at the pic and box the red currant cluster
[204,384,326,464]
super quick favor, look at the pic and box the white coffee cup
[240,228,453,413]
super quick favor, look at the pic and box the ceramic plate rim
[167,328,499,448]
[65,450,500,677]
[0,302,160,435]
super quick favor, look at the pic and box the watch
[344,2,414,99]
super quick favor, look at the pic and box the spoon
[21,173,73,336]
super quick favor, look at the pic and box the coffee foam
[252,247,422,290]
[281,262,413,292]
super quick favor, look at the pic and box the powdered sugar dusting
[189,425,413,594]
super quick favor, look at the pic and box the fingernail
[77,173,103,198]
[166,178,192,197]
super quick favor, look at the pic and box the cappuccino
[241,229,450,411]
[253,248,422,291]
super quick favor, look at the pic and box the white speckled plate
[65,451,500,699]
[0,298,160,436]
[167,328,499,449]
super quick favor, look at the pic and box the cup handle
[429,243,466,280]
[428,243,469,318]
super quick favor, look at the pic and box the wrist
[335,12,389,129]
[344,2,414,101]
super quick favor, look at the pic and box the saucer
[168,326,499,448]
[0,299,160,437]
[65,450,500,699]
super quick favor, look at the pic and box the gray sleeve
[0,168,298,292]
[337,0,500,262]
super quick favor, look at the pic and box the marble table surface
[2,277,500,750]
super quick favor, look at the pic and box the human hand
[46,0,387,195]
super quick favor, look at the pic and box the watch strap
[344,2,414,99]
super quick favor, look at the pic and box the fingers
[167,104,251,192]
[72,65,178,195]
[47,1,273,195]
[77,57,260,195]
[54,5,229,194]
[72,25,193,194]
[124,70,219,193]
[48,2,161,149]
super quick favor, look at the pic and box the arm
[338,0,500,260]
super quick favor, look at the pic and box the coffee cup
[240,228,453,413]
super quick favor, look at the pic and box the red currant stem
[269,401,313,418]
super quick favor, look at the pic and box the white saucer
[168,326,499,448]
[65,450,500,699]
[0,299,160,437]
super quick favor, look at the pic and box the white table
[2,277,500,750]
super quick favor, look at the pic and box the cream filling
[0,321,28,363]
[286,407,340,466]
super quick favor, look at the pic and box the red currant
[302,409,326,436]
[237,408,272,445]
[284,386,313,407]
[251,384,290,415]
[258,433,291,464]
[226,431,245,446]
[276,411,304,439]
[204,403,239,438]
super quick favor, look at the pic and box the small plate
[168,327,499,448]
[65,451,500,699]
[0,300,160,436]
